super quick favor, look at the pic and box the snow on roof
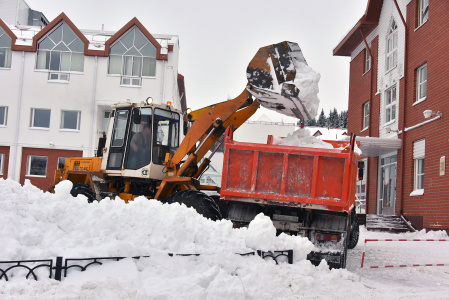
[302,126,348,140]
[8,24,40,46]
[256,114,272,122]
[5,23,177,52]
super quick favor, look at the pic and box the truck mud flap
[307,251,344,269]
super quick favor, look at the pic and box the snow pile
[0,179,313,261]
[280,128,333,149]
[1,178,449,298]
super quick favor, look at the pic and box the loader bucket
[247,41,319,120]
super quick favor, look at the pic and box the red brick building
[334,0,448,231]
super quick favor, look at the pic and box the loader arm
[155,41,318,199]
[155,88,259,199]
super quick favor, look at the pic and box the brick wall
[400,0,449,229]
[20,147,82,192]
[345,0,449,230]
[348,37,380,215]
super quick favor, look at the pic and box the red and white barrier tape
[359,238,449,281]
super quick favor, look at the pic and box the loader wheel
[166,190,222,221]
[70,183,96,203]
[348,216,360,250]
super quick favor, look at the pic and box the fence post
[54,257,63,281]
[288,250,293,264]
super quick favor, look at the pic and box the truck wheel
[70,183,96,203]
[166,190,222,221]
[348,216,360,249]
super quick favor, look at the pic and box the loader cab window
[152,108,180,164]
[124,108,153,169]
[107,108,131,169]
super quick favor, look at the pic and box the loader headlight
[146,97,153,105]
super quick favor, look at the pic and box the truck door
[106,108,131,170]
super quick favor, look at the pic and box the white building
[0,12,186,191]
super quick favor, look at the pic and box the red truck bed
[220,129,359,213]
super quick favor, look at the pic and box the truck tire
[348,216,360,250]
[166,190,222,221]
[70,183,96,203]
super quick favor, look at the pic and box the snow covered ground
[1,178,449,299]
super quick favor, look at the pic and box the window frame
[0,106,7,126]
[364,46,371,73]
[0,26,12,69]
[57,157,65,170]
[412,139,425,195]
[418,0,429,27]
[26,155,48,177]
[416,63,427,103]
[30,108,51,129]
[386,20,398,72]
[0,153,4,175]
[362,101,369,130]
[60,110,81,131]
[35,22,85,78]
[107,26,157,85]
[384,85,397,124]
[414,158,425,191]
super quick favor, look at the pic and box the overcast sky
[27,0,368,122]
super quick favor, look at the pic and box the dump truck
[220,127,360,268]
[54,41,360,268]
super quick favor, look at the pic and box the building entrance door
[378,155,397,215]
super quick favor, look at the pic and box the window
[60,110,80,130]
[413,139,425,194]
[363,101,369,130]
[108,26,157,86]
[416,63,427,103]
[103,111,111,133]
[0,26,12,68]
[57,157,65,170]
[355,158,367,213]
[0,106,7,126]
[386,20,398,72]
[35,22,84,77]
[0,153,4,175]
[26,155,48,176]
[364,46,371,73]
[418,0,429,27]
[385,85,397,123]
[30,108,51,128]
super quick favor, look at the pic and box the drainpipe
[360,28,374,214]
[88,56,98,156]
[393,0,408,216]
[11,51,25,180]
[160,60,166,104]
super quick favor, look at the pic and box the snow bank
[1,178,449,298]
[0,178,313,261]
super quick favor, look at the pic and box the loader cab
[102,103,181,180]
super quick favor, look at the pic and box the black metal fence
[0,250,293,281]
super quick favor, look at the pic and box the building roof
[0,13,177,60]
[305,126,348,140]
[333,0,384,56]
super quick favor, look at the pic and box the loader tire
[166,190,222,221]
[348,216,359,250]
[70,183,96,203]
